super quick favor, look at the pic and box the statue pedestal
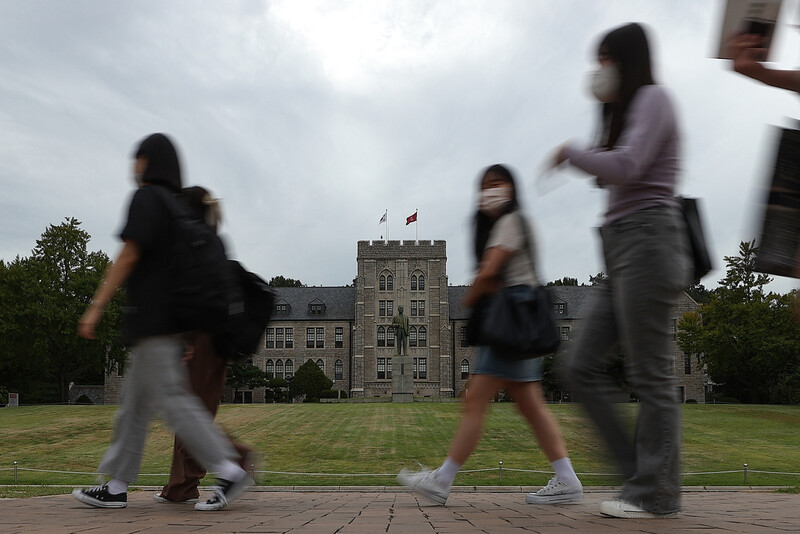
[391,354,413,403]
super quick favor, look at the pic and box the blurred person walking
[73,133,252,511]
[152,186,255,507]
[397,164,583,506]
[552,23,691,519]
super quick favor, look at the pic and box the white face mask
[479,186,512,216]
[588,63,620,103]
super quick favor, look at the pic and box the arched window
[266,359,274,378]
[379,275,386,291]
[409,326,417,347]
[387,274,394,291]
[418,274,425,290]
[418,326,427,347]
[461,359,470,379]
[285,359,294,378]
[335,359,343,380]
[387,326,395,347]
[316,359,325,372]
[411,275,417,291]
[377,326,386,347]
[276,359,284,379]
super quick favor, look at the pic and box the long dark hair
[597,23,655,148]
[473,164,520,265]
[134,133,182,191]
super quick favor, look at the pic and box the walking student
[552,23,691,519]
[397,164,582,506]
[74,133,252,511]
[153,186,255,506]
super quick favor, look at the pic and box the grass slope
[1,404,799,488]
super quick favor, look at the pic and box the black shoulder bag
[465,214,561,360]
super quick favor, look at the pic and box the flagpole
[385,209,389,243]
[415,209,418,243]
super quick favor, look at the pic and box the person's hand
[727,33,767,78]
[78,305,102,339]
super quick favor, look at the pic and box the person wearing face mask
[551,23,691,519]
[397,164,582,506]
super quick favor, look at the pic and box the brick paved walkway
[1,487,798,533]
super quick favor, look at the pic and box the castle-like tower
[353,240,451,398]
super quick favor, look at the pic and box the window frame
[335,326,343,348]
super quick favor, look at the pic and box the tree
[0,219,126,403]
[226,362,268,402]
[268,276,304,288]
[677,241,800,403]
[289,360,332,401]
[588,272,608,286]
[547,277,579,287]
[685,281,711,304]
[267,377,289,403]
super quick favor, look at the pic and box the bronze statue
[391,305,410,355]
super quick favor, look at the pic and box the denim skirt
[474,345,544,382]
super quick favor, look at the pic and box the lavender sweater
[563,85,681,226]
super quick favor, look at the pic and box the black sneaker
[194,475,253,511]
[72,484,127,508]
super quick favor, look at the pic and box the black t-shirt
[119,185,179,341]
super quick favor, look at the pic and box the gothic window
[409,326,417,347]
[418,326,427,347]
[316,359,325,372]
[377,326,386,347]
[461,359,470,379]
[411,275,417,291]
[379,275,386,291]
[266,359,274,378]
[335,359,343,380]
[285,359,294,378]
[387,326,395,347]
[276,359,284,379]
[387,275,394,291]
[418,275,425,290]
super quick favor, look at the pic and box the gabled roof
[271,287,355,320]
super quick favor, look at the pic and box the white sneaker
[153,492,198,504]
[525,476,583,504]
[397,467,450,505]
[195,475,253,511]
[599,499,677,519]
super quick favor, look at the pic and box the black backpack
[152,186,233,332]
[214,260,276,361]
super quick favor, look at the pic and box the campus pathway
[1,487,798,533]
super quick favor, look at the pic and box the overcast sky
[2,1,799,292]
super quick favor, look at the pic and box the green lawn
[1,403,798,489]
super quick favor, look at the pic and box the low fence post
[13,461,18,484]
[498,461,503,485]
[743,463,748,484]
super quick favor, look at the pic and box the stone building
[238,239,706,403]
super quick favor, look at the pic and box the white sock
[435,457,462,489]
[106,478,128,495]
[551,457,580,487]
[215,459,246,482]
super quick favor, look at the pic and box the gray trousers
[98,335,238,483]
[565,205,691,514]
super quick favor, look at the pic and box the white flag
[379,211,387,225]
